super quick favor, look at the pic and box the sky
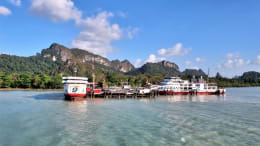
[0,0,260,77]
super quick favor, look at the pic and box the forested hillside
[0,43,259,88]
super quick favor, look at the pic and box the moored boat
[158,76,226,95]
[62,77,88,101]
[138,88,151,94]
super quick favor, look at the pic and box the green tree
[18,73,32,88]
[48,75,63,89]
[216,72,223,80]
[32,75,41,88]
[39,73,50,88]
[1,74,11,88]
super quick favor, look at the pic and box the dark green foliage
[48,75,63,89]
[104,73,164,87]
[216,72,222,80]
[0,54,61,75]
[0,73,11,88]
[0,73,63,89]
[128,61,180,76]
[212,72,260,87]
[182,69,206,78]
[240,71,260,83]
[17,73,32,88]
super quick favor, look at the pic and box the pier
[64,88,226,101]
[86,90,160,99]
[62,76,226,101]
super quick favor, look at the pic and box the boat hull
[159,91,190,95]
[196,92,218,95]
[159,90,226,95]
[64,93,86,101]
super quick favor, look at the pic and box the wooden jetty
[86,90,160,99]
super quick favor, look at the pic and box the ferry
[62,77,88,101]
[158,76,226,95]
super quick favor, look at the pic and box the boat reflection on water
[86,98,104,104]
[165,95,226,103]
[66,100,88,114]
[138,95,226,103]
[66,98,105,112]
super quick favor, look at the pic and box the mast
[207,68,210,83]
[73,66,77,77]
[92,57,95,90]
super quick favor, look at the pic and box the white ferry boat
[62,77,88,100]
[158,76,226,95]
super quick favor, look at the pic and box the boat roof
[62,76,88,81]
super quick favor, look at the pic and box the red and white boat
[158,76,226,95]
[62,77,88,101]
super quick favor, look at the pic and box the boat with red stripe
[62,77,88,101]
[158,76,226,95]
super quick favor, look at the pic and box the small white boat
[138,88,151,94]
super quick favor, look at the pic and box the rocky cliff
[182,69,206,77]
[41,43,135,72]
[128,60,180,76]
[111,60,135,73]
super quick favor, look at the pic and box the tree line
[0,73,63,89]
[0,72,165,89]
[104,73,164,87]
[0,71,259,89]
[209,72,260,87]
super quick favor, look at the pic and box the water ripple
[0,88,260,145]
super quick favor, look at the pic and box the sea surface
[0,88,260,146]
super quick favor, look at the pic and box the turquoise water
[0,88,260,146]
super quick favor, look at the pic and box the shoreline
[0,88,63,91]
[0,86,259,91]
[224,86,260,88]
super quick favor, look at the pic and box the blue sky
[0,0,260,77]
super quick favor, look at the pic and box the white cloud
[146,54,157,63]
[216,54,260,78]
[158,43,192,57]
[223,59,234,68]
[9,0,21,6]
[145,54,165,63]
[255,55,260,64]
[219,53,246,69]
[246,60,251,65]
[133,55,165,68]
[118,11,127,18]
[30,0,137,57]
[71,11,122,57]
[191,66,199,70]
[185,60,200,70]
[250,55,260,65]
[185,61,192,66]
[0,6,11,16]
[225,53,233,59]
[225,58,244,68]
[133,59,142,68]
[72,13,137,55]
[127,27,139,39]
[195,57,205,63]
[30,0,82,22]
[216,64,222,69]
